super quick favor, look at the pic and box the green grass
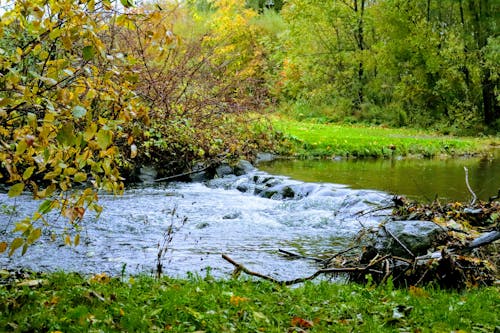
[1,272,499,332]
[271,116,496,158]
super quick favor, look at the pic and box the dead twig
[464,167,477,206]
[322,246,359,266]
[278,249,324,263]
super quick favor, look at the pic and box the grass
[1,271,499,332]
[271,116,496,158]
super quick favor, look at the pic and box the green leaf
[49,28,62,40]
[8,183,24,197]
[83,45,95,61]
[38,200,53,214]
[27,228,42,245]
[9,237,24,256]
[96,129,112,150]
[16,140,27,155]
[74,172,88,182]
[56,123,76,146]
[22,166,35,180]
[72,105,87,119]
[120,0,134,8]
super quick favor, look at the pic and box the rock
[222,211,242,219]
[236,184,249,193]
[260,184,296,199]
[255,152,276,164]
[189,163,212,182]
[195,222,210,229]
[234,160,255,176]
[215,164,234,178]
[139,165,158,183]
[375,220,447,258]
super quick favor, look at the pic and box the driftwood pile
[223,196,499,289]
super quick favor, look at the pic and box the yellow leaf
[65,235,71,246]
[96,129,113,150]
[74,172,87,182]
[74,234,80,246]
[27,228,42,245]
[63,167,77,176]
[23,166,35,180]
[8,183,24,197]
[9,237,24,256]
[16,140,27,155]
[0,242,7,253]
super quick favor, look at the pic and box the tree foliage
[276,0,500,132]
[0,0,274,255]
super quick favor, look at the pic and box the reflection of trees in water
[260,154,500,202]
[473,154,500,199]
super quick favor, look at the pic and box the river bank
[1,271,499,333]
[270,116,498,159]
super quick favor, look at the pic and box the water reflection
[259,150,500,202]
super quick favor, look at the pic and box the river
[260,150,500,202]
[1,153,498,279]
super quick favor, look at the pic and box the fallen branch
[278,249,324,263]
[222,254,321,285]
[465,230,500,251]
[322,246,359,266]
[154,164,212,182]
[154,153,229,182]
[222,253,391,286]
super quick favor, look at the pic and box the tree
[0,0,146,255]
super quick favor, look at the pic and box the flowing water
[259,150,500,202]
[1,152,498,279]
[0,171,390,280]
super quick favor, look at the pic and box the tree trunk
[353,0,365,107]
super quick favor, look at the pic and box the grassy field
[271,116,496,158]
[1,272,499,332]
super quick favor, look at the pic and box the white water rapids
[0,170,392,280]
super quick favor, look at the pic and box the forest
[0,0,498,255]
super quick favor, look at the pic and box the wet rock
[215,164,234,178]
[255,152,276,164]
[195,222,210,229]
[189,163,212,182]
[236,184,249,193]
[375,220,447,258]
[234,160,255,176]
[222,211,242,219]
[139,165,158,183]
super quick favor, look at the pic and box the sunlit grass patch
[271,116,493,158]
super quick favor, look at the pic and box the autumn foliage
[0,0,273,255]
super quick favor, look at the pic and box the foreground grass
[1,272,499,332]
[271,116,496,158]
